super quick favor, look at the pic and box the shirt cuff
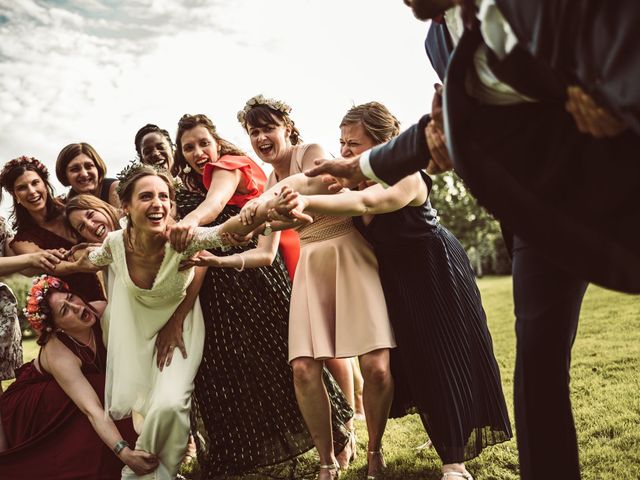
[359,149,390,188]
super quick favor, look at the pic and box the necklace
[63,329,101,371]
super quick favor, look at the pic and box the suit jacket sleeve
[368,114,431,186]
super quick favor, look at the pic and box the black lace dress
[177,188,352,478]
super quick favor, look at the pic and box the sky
[0,0,439,217]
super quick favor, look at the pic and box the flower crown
[0,156,49,189]
[115,160,175,196]
[237,94,292,128]
[24,275,69,332]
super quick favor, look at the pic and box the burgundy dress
[0,322,137,479]
[11,223,105,302]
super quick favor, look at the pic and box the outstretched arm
[283,173,427,218]
[180,233,281,270]
[0,248,67,276]
[170,168,241,252]
[42,341,158,475]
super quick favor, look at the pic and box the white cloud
[0,0,438,216]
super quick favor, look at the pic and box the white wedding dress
[89,226,225,480]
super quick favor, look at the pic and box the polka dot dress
[177,189,352,477]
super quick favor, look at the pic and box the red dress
[203,155,300,280]
[0,322,137,480]
[11,224,105,302]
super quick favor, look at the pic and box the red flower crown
[0,156,49,189]
[24,275,70,332]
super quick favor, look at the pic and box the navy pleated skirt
[380,225,512,463]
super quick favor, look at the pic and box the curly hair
[0,156,64,232]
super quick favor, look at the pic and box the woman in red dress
[162,114,352,478]
[0,275,155,479]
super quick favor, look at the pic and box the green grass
[4,277,639,479]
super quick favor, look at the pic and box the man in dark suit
[306,1,640,479]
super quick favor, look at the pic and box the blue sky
[0,0,437,217]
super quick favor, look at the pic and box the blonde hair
[340,101,400,145]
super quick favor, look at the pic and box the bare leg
[291,357,336,479]
[359,348,393,477]
[351,357,365,418]
[325,357,357,468]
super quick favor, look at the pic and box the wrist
[113,439,130,457]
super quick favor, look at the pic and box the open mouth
[195,157,210,169]
[80,308,90,322]
[258,143,274,155]
[147,212,164,222]
[27,195,43,204]
[94,224,106,238]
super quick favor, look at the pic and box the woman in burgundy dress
[0,156,104,302]
[0,275,155,479]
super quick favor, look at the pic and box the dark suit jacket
[368,22,454,185]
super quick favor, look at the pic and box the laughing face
[68,207,116,243]
[13,170,48,215]
[140,132,174,171]
[125,175,171,235]
[179,125,221,176]
[48,290,98,333]
[65,154,100,195]
[247,117,292,165]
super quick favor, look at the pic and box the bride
[61,164,292,479]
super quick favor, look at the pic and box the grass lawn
[4,276,639,479]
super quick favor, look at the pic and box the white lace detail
[183,226,226,257]
[87,241,113,267]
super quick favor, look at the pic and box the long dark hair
[0,156,64,232]
[172,114,245,192]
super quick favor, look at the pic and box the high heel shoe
[318,462,340,479]
[336,429,357,470]
[441,471,473,480]
[366,448,386,479]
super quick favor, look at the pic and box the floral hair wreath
[115,159,177,196]
[24,275,70,332]
[0,156,49,189]
[237,94,292,128]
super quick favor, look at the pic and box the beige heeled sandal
[366,449,386,479]
[318,462,340,479]
[441,471,473,480]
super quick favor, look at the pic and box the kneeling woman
[0,275,156,479]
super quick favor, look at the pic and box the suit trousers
[512,236,588,480]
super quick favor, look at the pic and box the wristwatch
[262,222,273,236]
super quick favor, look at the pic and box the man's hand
[304,156,367,191]
[425,120,453,174]
[565,86,627,138]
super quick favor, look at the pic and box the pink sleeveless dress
[267,144,396,361]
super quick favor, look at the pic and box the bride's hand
[155,311,188,371]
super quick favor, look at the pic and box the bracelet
[233,254,245,272]
[113,439,129,455]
